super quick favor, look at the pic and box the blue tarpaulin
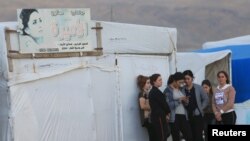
[196,45,250,103]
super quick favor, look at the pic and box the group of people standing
[137,70,236,141]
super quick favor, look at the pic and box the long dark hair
[167,74,174,85]
[173,72,184,81]
[19,9,38,35]
[137,75,149,92]
[150,73,161,85]
[183,70,194,78]
[202,79,213,95]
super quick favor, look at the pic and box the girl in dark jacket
[149,74,171,141]
[183,70,208,141]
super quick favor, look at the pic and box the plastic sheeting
[0,22,12,141]
[117,55,170,141]
[101,22,177,54]
[176,50,231,84]
[6,54,173,141]
[0,80,9,141]
[234,100,250,124]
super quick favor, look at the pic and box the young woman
[149,74,170,141]
[212,71,237,125]
[137,75,155,141]
[202,79,215,141]
[19,9,44,47]
[164,72,192,141]
[183,70,208,141]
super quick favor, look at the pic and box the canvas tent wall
[0,21,177,141]
[176,50,231,86]
[199,35,250,124]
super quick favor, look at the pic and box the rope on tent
[166,29,177,73]
[114,54,124,141]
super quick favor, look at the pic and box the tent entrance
[205,53,231,87]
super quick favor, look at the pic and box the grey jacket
[184,83,209,116]
[163,84,209,123]
[163,86,189,123]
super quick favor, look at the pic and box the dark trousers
[144,120,156,141]
[151,116,169,141]
[189,115,204,141]
[204,113,215,141]
[216,111,237,125]
[170,114,192,141]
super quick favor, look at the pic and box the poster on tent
[17,8,92,53]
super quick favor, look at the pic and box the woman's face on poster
[26,11,43,38]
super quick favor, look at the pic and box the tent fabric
[0,20,236,140]
[9,66,115,141]
[0,21,177,55]
[116,55,171,141]
[203,35,250,49]
[204,54,230,88]
[176,50,231,85]
[199,35,250,124]
[5,54,173,141]
[234,100,250,124]
[0,21,177,86]
[198,39,250,103]
[0,80,9,141]
[101,22,177,54]
[0,22,12,141]
[200,45,250,60]
[0,21,176,141]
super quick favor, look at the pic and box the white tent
[203,35,250,49]
[176,50,231,86]
[0,20,236,141]
[0,21,177,141]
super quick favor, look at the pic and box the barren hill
[1,0,250,51]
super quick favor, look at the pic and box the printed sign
[17,8,92,53]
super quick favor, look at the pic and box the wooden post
[5,29,14,72]
[92,22,103,52]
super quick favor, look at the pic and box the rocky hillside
[1,0,250,51]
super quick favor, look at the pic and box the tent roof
[197,45,250,60]
[177,50,231,84]
[0,21,177,54]
[200,35,250,60]
[177,50,231,72]
[203,35,250,49]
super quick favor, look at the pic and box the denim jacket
[163,86,189,123]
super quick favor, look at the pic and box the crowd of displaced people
[137,70,236,141]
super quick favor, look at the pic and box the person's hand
[166,114,170,122]
[179,96,189,105]
[183,96,189,104]
[215,112,222,121]
[179,96,186,102]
